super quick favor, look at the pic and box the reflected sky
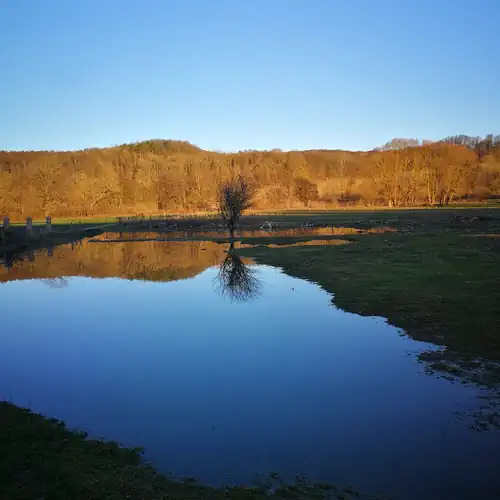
[0,243,499,500]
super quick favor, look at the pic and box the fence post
[26,217,34,237]
[0,216,7,243]
[45,216,52,233]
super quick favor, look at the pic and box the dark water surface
[0,240,499,500]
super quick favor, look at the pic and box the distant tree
[294,177,318,207]
[440,134,500,160]
[380,138,420,151]
[285,152,306,207]
[216,175,254,238]
[337,153,356,200]
[2,133,500,218]
[441,134,483,150]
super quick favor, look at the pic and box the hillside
[1,136,499,218]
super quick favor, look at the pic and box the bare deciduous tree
[294,177,318,207]
[216,175,254,238]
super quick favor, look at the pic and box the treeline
[1,136,499,218]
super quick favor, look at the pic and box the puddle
[240,239,350,248]
[90,225,395,242]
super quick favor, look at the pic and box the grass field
[243,229,500,359]
[6,198,500,226]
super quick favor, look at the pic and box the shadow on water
[214,243,262,302]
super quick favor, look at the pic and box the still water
[0,240,499,500]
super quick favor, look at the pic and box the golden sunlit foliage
[1,136,499,218]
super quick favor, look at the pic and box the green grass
[256,200,500,215]
[244,206,500,226]
[0,403,380,500]
[8,202,500,227]
[10,217,116,226]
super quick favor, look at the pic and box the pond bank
[0,402,378,500]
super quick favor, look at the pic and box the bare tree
[338,154,347,199]
[294,177,318,207]
[216,175,254,238]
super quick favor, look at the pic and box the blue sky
[1,0,498,152]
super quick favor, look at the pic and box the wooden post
[27,249,35,262]
[45,216,52,233]
[26,217,34,237]
[0,216,7,244]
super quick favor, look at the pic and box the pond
[0,240,499,500]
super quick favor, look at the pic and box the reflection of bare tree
[215,244,261,301]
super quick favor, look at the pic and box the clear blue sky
[1,0,498,152]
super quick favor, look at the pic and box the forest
[0,134,499,218]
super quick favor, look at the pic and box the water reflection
[1,242,72,270]
[0,240,499,500]
[92,225,395,242]
[0,240,228,282]
[215,244,261,301]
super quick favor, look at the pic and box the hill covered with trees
[1,135,499,218]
